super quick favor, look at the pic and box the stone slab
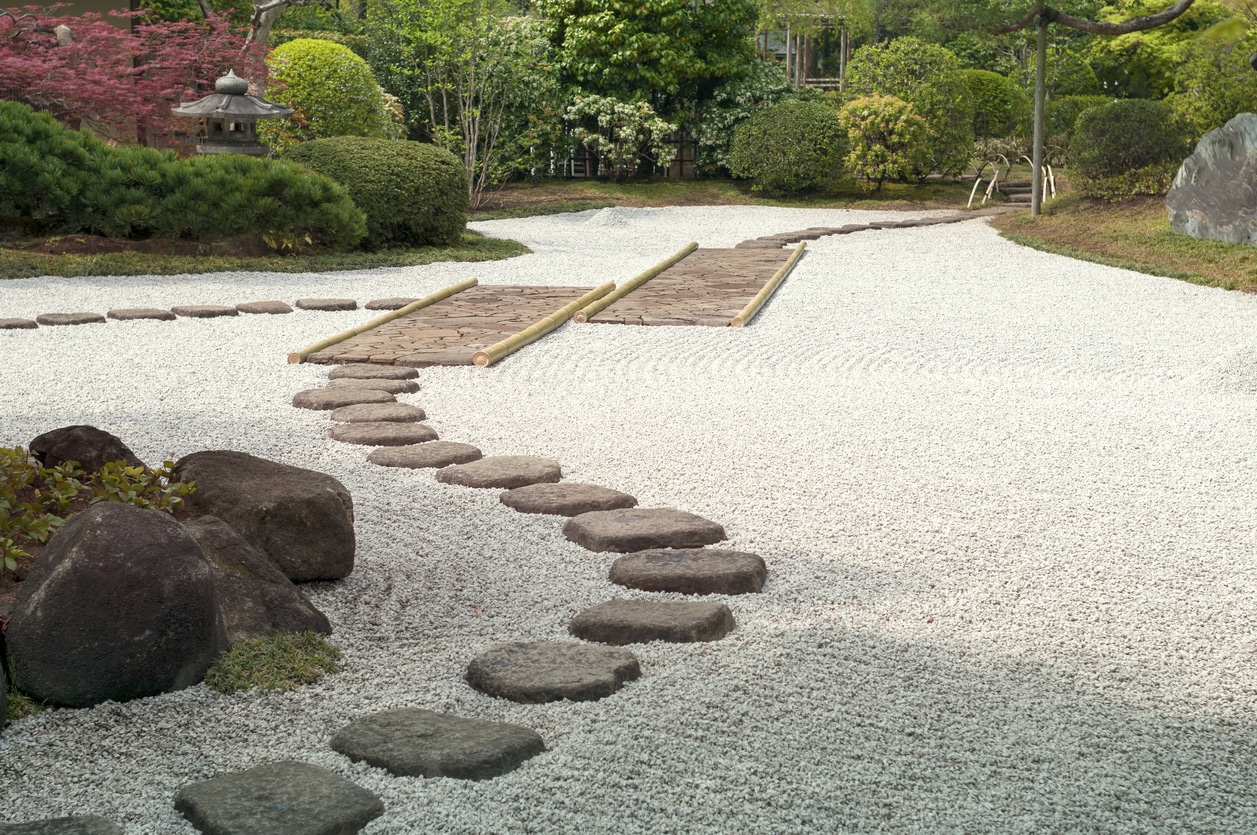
[328,365,419,381]
[329,378,420,394]
[171,305,238,319]
[563,507,726,553]
[330,402,426,423]
[292,388,395,410]
[499,483,637,517]
[568,598,735,645]
[107,308,175,321]
[330,707,545,780]
[609,548,766,595]
[0,318,38,329]
[35,312,105,326]
[295,298,357,311]
[174,760,383,835]
[365,297,419,310]
[236,300,293,315]
[465,641,641,703]
[437,456,561,489]
[331,422,438,446]
[0,816,122,834]
[369,441,481,469]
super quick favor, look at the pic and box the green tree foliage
[566,95,678,180]
[537,0,760,99]
[845,36,974,175]
[1045,94,1114,161]
[959,68,1030,138]
[286,137,468,249]
[728,99,848,195]
[259,38,394,154]
[1167,29,1257,139]
[693,59,793,175]
[1083,0,1230,98]
[838,94,929,188]
[1070,98,1190,196]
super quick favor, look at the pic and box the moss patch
[205,632,342,695]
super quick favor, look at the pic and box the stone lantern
[170,70,293,155]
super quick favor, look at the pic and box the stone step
[569,598,735,645]
[368,441,482,469]
[500,482,637,516]
[436,455,561,489]
[330,422,438,446]
[172,305,237,319]
[328,365,419,381]
[36,312,106,326]
[292,388,395,410]
[609,548,767,595]
[562,507,726,553]
[465,640,641,703]
[0,815,122,834]
[330,402,426,423]
[0,318,37,329]
[236,300,292,315]
[108,308,175,321]
[328,377,421,395]
[296,298,357,311]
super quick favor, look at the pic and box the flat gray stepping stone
[328,365,419,380]
[236,300,293,314]
[0,816,122,834]
[330,707,545,780]
[329,377,420,394]
[569,598,735,645]
[610,548,766,595]
[35,312,105,326]
[330,402,425,423]
[296,297,357,311]
[500,482,637,516]
[563,507,726,553]
[437,455,561,489]
[331,422,437,446]
[174,760,383,835]
[107,308,175,321]
[369,441,481,469]
[171,305,238,318]
[364,297,419,310]
[292,388,395,410]
[0,318,37,329]
[465,641,640,703]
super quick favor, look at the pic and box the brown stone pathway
[305,285,594,367]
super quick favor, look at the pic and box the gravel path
[3,205,1257,833]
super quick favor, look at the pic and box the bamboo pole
[287,277,478,364]
[573,241,697,324]
[730,242,807,328]
[472,282,615,367]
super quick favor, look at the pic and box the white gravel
[3,205,1257,833]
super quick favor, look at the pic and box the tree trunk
[1031,16,1047,216]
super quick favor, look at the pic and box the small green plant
[6,683,47,722]
[838,95,929,191]
[88,460,194,513]
[204,632,342,694]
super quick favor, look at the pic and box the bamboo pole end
[729,317,746,328]
[472,351,492,367]
[287,352,304,364]
[573,311,588,324]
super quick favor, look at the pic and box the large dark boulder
[28,425,144,472]
[182,516,332,647]
[173,451,355,582]
[1166,113,1257,244]
[6,503,227,708]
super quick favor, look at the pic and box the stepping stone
[330,707,545,780]
[35,312,105,326]
[569,599,735,645]
[296,297,357,311]
[500,483,637,517]
[609,548,767,595]
[0,816,122,834]
[0,318,37,329]
[292,388,395,410]
[107,308,175,321]
[330,402,425,423]
[465,641,640,703]
[437,456,561,489]
[174,760,383,835]
[328,365,419,380]
[170,305,238,318]
[236,300,293,314]
[364,297,419,310]
[331,422,438,446]
[329,377,420,394]
[563,508,726,553]
[369,441,481,469]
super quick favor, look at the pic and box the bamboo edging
[287,277,479,364]
[472,282,615,368]
[572,241,698,324]
[730,242,807,328]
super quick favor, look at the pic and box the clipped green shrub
[959,69,1029,139]
[259,38,392,154]
[728,100,847,196]
[204,632,342,694]
[838,95,929,190]
[1070,99,1189,180]
[286,136,468,249]
[1045,95,1112,162]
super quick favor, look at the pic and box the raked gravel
[3,205,1257,833]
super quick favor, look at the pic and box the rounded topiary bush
[728,100,847,196]
[1070,99,1190,198]
[286,137,469,249]
[959,69,1029,139]
[838,95,929,190]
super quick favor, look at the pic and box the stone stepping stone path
[610,548,767,595]
[569,599,735,645]
[330,707,545,780]
[0,816,122,834]
[365,297,419,310]
[436,455,561,489]
[296,298,357,311]
[108,308,176,321]
[236,300,293,315]
[304,285,597,366]
[328,377,420,394]
[330,422,437,446]
[174,760,383,835]
[328,365,418,381]
[331,402,425,423]
[466,641,641,703]
[171,305,237,319]
[291,388,394,410]
[368,441,482,469]
[0,317,37,329]
[563,507,726,552]
[732,207,1017,250]
[35,312,105,326]
[500,482,637,516]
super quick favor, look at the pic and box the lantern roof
[171,70,293,120]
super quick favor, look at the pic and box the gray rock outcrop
[29,425,145,473]
[1167,113,1257,244]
